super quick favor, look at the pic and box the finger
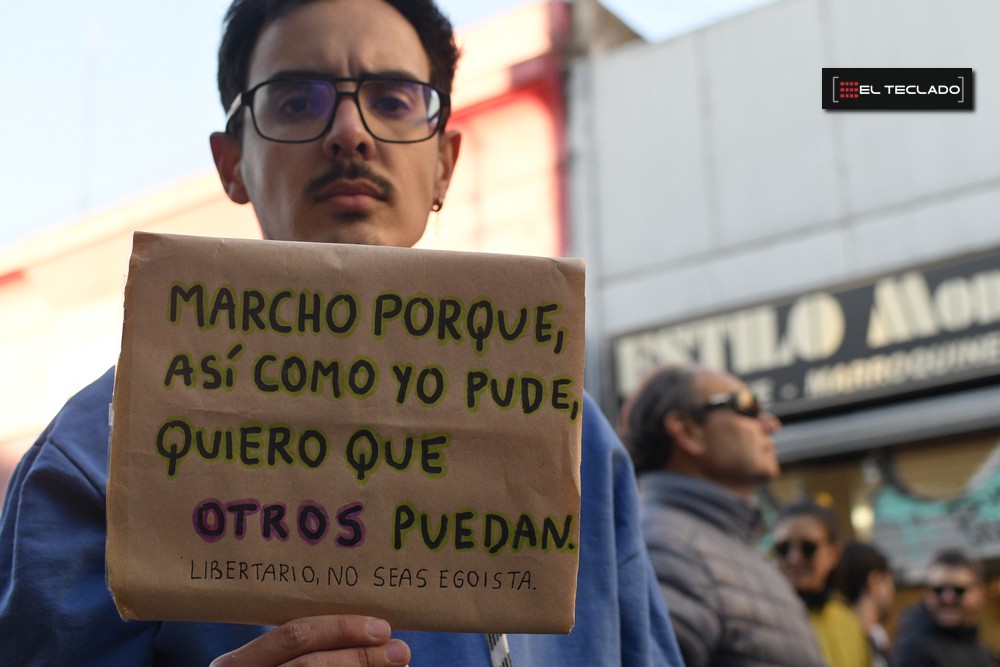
[290,638,410,667]
[210,615,408,667]
[265,638,410,667]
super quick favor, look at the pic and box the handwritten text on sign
[107,232,585,633]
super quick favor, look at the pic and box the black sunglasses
[699,389,762,419]
[930,584,968,598]
[774,539,818,560]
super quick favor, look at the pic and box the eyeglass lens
[252,79,443,143]
[704,389,762,419]
[931,585,967,598]
[734,390,761,418]
[774,539,818,560]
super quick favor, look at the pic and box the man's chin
[313,218,385,246]
[324,231,384,246]
[314,214,423,248]
[750,466,779,485]
[934,610,965,627]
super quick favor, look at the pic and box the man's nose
[322,92,375,157]
[787,549,807,565]
[760,410,781,433]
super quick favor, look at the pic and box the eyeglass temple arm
[224,93,245,130]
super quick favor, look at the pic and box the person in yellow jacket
[773,499,872,667]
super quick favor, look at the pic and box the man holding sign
[0,1,683,666]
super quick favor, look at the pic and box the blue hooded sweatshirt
[0,367,683,666]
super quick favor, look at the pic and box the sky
[0,0,774,247]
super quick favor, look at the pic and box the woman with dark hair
[773,499,872,667]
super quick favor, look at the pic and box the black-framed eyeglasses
[698,388,763,419]
[774,539,819,561]
[225,76,451,144]
[930,584,968,598]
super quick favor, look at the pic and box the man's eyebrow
[363,68,426,82]
[261,68,428,83]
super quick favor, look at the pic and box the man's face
[212,0,460,247]
[925,564,986,628]
[687,370,781,496]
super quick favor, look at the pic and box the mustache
[305,162,396,203]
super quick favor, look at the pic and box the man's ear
[209,131,250,204]
[433,129,462,204]
[663,411,706,457]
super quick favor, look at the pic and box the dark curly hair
[621,364,703,475]
[217,0,460,115]
[835,540,890,604]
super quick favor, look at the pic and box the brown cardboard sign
[106,232,585,633]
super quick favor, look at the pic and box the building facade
[0,2,588,497]
[569,0,1000,643]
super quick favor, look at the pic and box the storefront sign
[613,248,1000,416]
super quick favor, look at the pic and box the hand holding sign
[208,616,410,667]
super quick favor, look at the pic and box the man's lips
[304,162,396,207]
[315,179,387,203]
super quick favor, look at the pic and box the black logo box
[822,68,974,111]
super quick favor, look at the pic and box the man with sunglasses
[892,549,995,667]
[621,364,827,667]
[0,1,685,666]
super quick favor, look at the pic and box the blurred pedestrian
[773,500,871,667]
[622,363,827,667]
[892,549,995,667]
[836,540,896,666]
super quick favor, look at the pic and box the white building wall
[570,0,1000,406]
